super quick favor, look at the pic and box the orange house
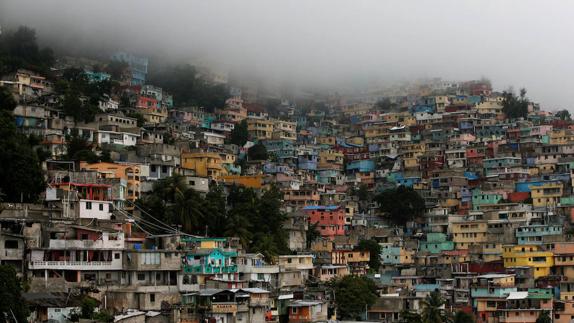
[288,300,328,323]
[80,162,141,203]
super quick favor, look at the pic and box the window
[86,202,92,209]
[291,307,297,314]
[137,273,146,280]
[114,253,120,259]
[150,293,155,302]
[4,240,18,249]
[99,203,104,211]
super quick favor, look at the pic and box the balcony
[183,264,237,274]
[1,249,24,260]
[48,239,124,250]
[29,260,122,270]
[237,264,279,274]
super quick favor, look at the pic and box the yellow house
[503,244,554,278]
[80,161,141,202]
[318,150,344,169]
[219,175,265,189]
[316,136,337,146]
[451,220,488,250]
[530,181,563,207]
[247,118,274,140]
[272,120,297,141]
[181,152,227,179]
[548,129,574,145]
[141,107,168,124]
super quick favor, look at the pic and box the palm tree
[400,310,422,323]
[536,310,551,323]
[421,290,452,323]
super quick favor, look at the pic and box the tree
[454,311,475,323]
[0,265,29,322]
[0,87,16,111]
[230,119,249,146]
[375,98,396,111]
[0,109,45,202]
[421,290,451,323]
[332,275,378,320]
[306,222,321,249]
[125,111,146,127]
[400,310,423,323]
[248,142,268,161]
[555,109,571,121]
[502,88,529,119]
[358,239,382,272]
[536,311,551,323]
[105,60,129,81]
[376,186,425,226]
[0,26,54,76]
[148,64,228,111]
[66,129,98,162]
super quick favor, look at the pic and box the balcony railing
[29,260,120,270]
[183,264,238,274]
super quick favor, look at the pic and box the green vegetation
[502,88,530,119]
[0,26,54,76]
[536,311,551,323]
[148,64,228,111]
[0,265,29,323]
[358,239,382,272]
[421,290,451,323]
[229,119,249,146]
[376,186,425,226]
[454,311,475,323]
[331,275,378,320]
[55,67,115,123]
[136,176,288,262]
[248,142,268,161]
[306,222,321,249]
[555,109,571,121]
[0,87,45,202]
[125,111,146,127]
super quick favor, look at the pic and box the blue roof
[303,205,339,211]
[464,172,479,180]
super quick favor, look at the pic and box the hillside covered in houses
[2,25,574,323]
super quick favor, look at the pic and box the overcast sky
[1,0,574,109]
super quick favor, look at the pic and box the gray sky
[2,0,574,109]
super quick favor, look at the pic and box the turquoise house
[183,248,238,274]
[419,233,454,254]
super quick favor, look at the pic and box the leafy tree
[105,60,129,81]
[454,311,475,323]
[148,64,228,111]
[536,311,551,323]
[230,119,249,146]
[0,26,54,76]
[306,222,321,249]
[502,88,529,119]
[80,297,98,319]
[376,186,425,226]
[375,98,397,111]
[0,265,29,322]
[555,109,571,121]
[66,130,98,162]
[356,184,371,202]
[203,185,228,236]
[0,109,45,202]
[400,310,423,323]
[421,290,451,323]
[332,275,378,320]
[248,142,268,161]
[125,111,146,127]
[0,87,16,111]
[358,239,382,272]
